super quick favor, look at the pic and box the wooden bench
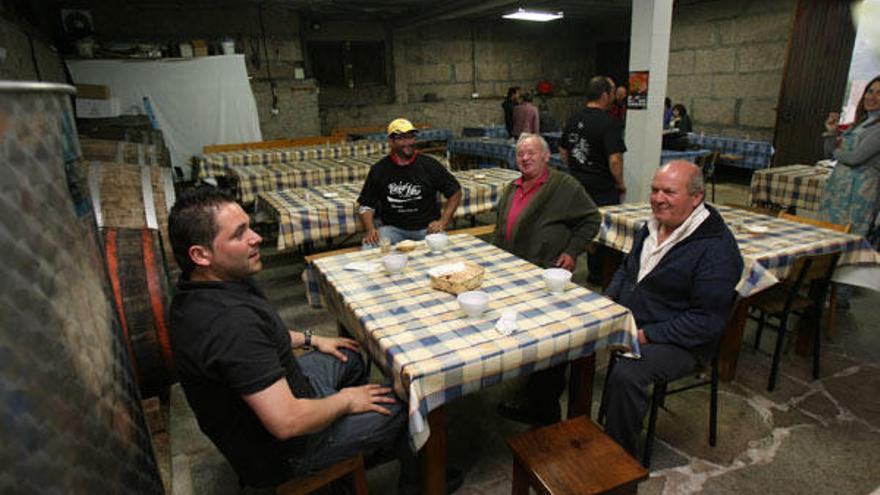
[506,416,648,495]
[302,224,496,264]
[276,454,368,495]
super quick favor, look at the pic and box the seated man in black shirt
[167,187,418,491]
[358,118,462,247]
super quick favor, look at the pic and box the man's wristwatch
[303,330,313,349]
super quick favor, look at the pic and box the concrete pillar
[623,0,673,204]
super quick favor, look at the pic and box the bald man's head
[650,161,705,231]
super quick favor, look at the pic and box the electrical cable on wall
[258,1,279,115]
[27,31,42,81]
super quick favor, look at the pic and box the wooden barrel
[103,227,177,397]
[80,137,164,166]
[87,161,179,281]
[0,81,163,492]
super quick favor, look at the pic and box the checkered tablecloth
[661,149,712,165]
[687,133,774,170]
[232,156,376,204]
[259,167,521,252]
[462,125,509,139]
[361,128,453,142]
[749,164,832,211]
[196,140,389,178]
[597,203,879,296]
[311,234,639,449]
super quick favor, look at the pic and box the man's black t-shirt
[169,277,315,488]
[357,153,461,231]
[560,107,627,196]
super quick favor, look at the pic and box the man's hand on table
[363,227,380,246]
[313,335,360,362]
[427,219,447,234]
[554,253,576,271]
[340,384,396,415]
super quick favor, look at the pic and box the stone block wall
[667,0,796,140]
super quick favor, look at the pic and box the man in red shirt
[493,133,601,424]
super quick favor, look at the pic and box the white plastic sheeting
[67,55,262,173]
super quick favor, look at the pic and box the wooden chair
[275,454,368,495]
[597,349,721,468]
[697,152,719,202]
[506,416,648,495]
[748,251,841,390]
[777,212,851,337]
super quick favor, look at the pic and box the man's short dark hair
[168,186,235,277]
[586,76,612,102]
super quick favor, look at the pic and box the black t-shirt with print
[560,107,627,195]
[358,153,461,230]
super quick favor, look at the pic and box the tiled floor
[165,176,880,495]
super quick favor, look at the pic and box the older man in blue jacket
[603,160,743,457]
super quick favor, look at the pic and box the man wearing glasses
[358,118,462,246]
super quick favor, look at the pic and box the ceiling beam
[399,0,520,29]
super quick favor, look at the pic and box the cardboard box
[75,84,111,99]
[192,39,208,57]
[76,97,121,118]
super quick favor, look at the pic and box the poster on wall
[627,71,649,110]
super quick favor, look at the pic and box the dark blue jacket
[605,205,743,360]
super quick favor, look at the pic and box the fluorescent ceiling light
[502,8,564,22]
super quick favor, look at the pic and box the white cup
[457,290,489,319]
[425,233,449,253]
[543,268,572,294]
[382,254,407,274]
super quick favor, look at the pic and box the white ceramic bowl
[382,254,407,274]
[457,290,489,319]
[425,233,449,253]
[543,268,572,294]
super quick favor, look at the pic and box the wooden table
[311,235,639,495]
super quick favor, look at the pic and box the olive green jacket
[493,168,600,268]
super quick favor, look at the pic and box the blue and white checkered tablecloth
[596,204,879,296]
[196,141,388,178]
[232,156,376,204]
[687,133,774,170]
[258,167,521,252]
[660,149,712,164]
[461,125,509,139]
[311,234,639,450]
[749,164,832,211]
[362,128,454,142]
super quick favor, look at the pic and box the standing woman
[820,75,880,240]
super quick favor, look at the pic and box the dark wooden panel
[773,0,856,167]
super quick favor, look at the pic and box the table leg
[567,354,596,419]
[420,407,446,495]
[794,282,823,357]
[511,458,530,495]
[718,298,749,381]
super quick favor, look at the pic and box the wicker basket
[430,262,485,295]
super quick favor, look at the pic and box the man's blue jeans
[288,349,419,492]
[363,224,427,249]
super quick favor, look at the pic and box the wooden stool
[276,454,369,495]
[506,416,648,495]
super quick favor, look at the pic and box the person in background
[494,133,601,425]
[663,97,673,129]
[502,86,521,138]
[512,92,540,139]
[358,118,462,247]
[538,101,560,132]
[610,85,628,123]
[820,75,880,306]
[670,104,693,133]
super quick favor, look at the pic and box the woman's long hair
[854,74,880,126]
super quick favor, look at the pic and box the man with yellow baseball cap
[358,118,462,247]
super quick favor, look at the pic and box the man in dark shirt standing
[560,76,628,205]
[502,86,521,138]
[359,117,462,247]
[167,188,418,491]
[561,76,628,284]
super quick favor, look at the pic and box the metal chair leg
[643,380,667,469]
[754,311,766,350]
[710,358,719,446]
[768,314,789,391]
